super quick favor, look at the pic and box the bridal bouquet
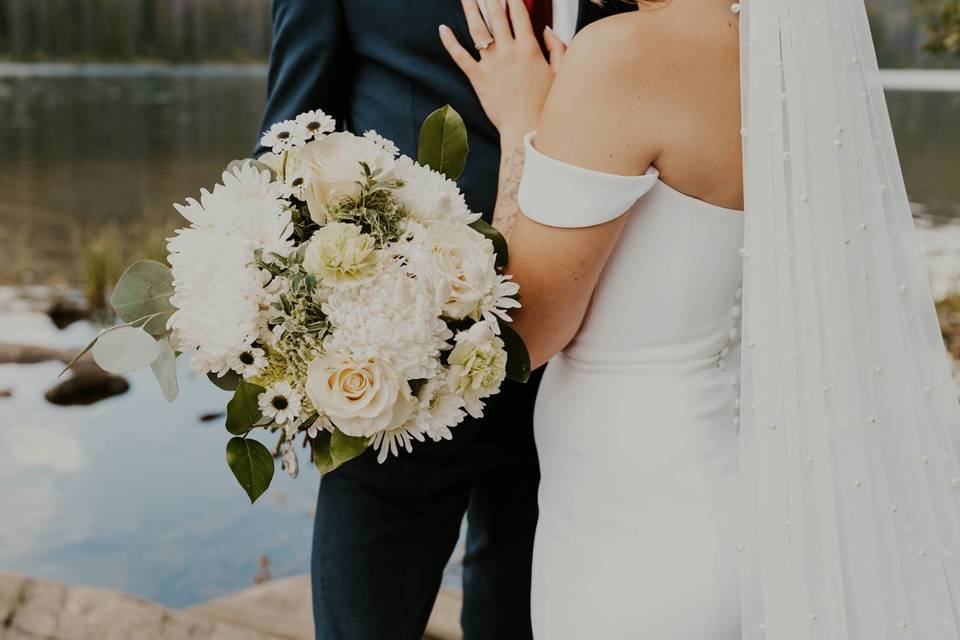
[64,106,529,502]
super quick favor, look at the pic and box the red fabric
[523,0,553,52]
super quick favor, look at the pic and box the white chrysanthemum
[260,119,310,153]
[480,274,521,332]
[168,163,293,375]
[370,423,427,463]
[299,132,398,222]
[447,321,508,419]
[295,110,336,139]
[393,156,479,225]
[410,377,467,442]
[322,260,451,380]
[363,130,399,156]
[230,346,268,379]
[259,381,302,425]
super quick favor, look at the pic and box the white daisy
[258,381,302,425]
[370,422,427,463]
[230,346,268,379]
[295,110,336,139]
[260,119,310,153]
[363,130,399,156]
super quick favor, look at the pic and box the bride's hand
[440,0,566,144]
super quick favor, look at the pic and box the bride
[440,0,960,638]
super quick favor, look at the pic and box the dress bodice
[517,133,745,368]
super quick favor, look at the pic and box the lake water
[0,63,955,609]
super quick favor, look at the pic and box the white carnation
[447,321,508,419]
[303,222,380,289]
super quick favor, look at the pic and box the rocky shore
[0,571,462,640]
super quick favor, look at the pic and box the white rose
[305,354,415,437]
[447,321,508,418]
[425,223,497,320]
[299,132,396,223]
[304,222,379,289]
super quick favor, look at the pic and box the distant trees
[919,0,960,55]
[0,0,272,62]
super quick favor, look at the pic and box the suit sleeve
[255,0,350,155]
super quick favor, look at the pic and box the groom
[257,1,628,637]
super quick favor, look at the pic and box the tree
[918,0,960,55]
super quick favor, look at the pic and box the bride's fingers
[505,0,535,45]
[544,26,567,71]
[439,25,480,81]
[481,0,513,43]
[460,0,494,51]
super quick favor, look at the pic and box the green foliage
[110,260,175,336]
[207,370,241,392]
[418,106,469,181]
[311,429,369,475]
[150,338,179,402]
[225,437,275,504]
[324,163,408,247]
[225,381,266,436]
[76,225,123,311]
[499,323,532,384]
[91,325,161,374]
[470,218,509,269]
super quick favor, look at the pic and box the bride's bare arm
[443,9,668,367]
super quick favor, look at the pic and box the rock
[46,299,89,330]
[186,575,463,640]
[0,343,74,365]
[44,365,129,406]
[0,389,11,398]
[0,570,286,640]
[199,412,224,423]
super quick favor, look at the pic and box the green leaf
[311,429,369,475]
[111,260,175,336]
[499,323,531,383]
[418,105,469,181]
[225,437,275,503]
[91,325,162,374]
[207,370,241,392]
[470,218,509,269]
[150,338,179,402]
[225,381,265,435]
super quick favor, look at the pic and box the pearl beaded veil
[737,0,960,638]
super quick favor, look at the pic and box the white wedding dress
[519,134,745,639]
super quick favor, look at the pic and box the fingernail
[439,24,449,34]
[545,25,554,33]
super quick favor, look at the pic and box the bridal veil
[738,0,960,637]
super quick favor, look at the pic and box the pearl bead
[890,505,898,512]
[853,480,862,487]
[867,416,877,424]
[951,478,960,488]
[730,3,741,14]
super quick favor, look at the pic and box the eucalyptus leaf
[150,338,179,402]
[207,370,241,392]
[111,260,175,336]
[91,325,162,374]
[225,381,265,435]
[499,323,531,383]
[311,429,368,475]
[225,437,275,504]
[418,105,469,181]
[470,218,509,269]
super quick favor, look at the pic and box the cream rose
[304,222,379,289]
[447,321,508,418]
[305,354,415,437]
[425,223,496,320]
[299,132,396,223]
